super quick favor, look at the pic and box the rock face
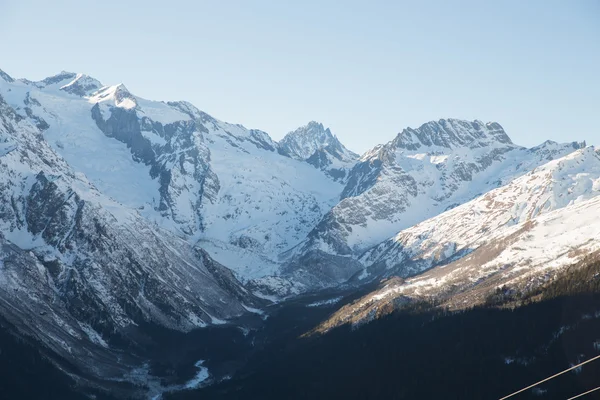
[90,99,219,234]
[286,119,586,288]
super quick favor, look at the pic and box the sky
[1,0,598,153]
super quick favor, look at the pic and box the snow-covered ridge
[388,193,600,304]
[60,73,103,96]
[0,68,14,83]
[391,119,513,151]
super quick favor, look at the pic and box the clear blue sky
[1,0,598,153]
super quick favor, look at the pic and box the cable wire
[499,354,600,399]
[567,386,600,400]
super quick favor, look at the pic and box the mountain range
[0,68,598,398]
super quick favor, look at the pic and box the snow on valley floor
[145,359,211,400]
[183,360,210,390]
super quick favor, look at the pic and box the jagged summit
[391,118,513,151]
[278,121,358,182]
[279,121,357,161]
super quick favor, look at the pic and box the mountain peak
[289,121,332,140]
[279,121,354,161]
[305,120,327,131]
[392,118,513,152]
[60,73,103,96]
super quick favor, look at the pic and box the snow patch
[184,360,210,389]
[306,296,343,307]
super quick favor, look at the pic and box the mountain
[0,90,264,385]
[284,119,586,288]
[0,69,363,388]
[315,147,600,329]
[279,121,358,181]
[0,71,352,288]
[360,146,600,278]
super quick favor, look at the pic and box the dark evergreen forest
[172,256,600,400]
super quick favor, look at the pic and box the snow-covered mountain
[284,119,586,288]
[361,145,600,276]
[315,147,600,330]
[0,69,353,285]
[0,68,592,294]
[3,67,590,292]
[0,89,265,380]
